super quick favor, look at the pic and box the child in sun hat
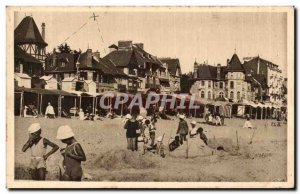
[189,120,198,138]
[22,123,59,180]
[56,125,86,181]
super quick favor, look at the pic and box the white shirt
[45,105,55,115]
[79,111,85,120]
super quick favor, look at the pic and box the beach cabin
[62,76,78,91]
[14,73,31,88]
[40,75,58,90]
[84,80,97,94]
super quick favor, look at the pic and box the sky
[14,10,287,76]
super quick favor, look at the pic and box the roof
[62,77,77,82]
[84,80,95,84]
[40,75,56,81]
[14,72,31,79]
[159,58,182,76]
[243,56,281,73]
[104,42,162,69]
[193,64,226,80]
[14,16,47,47]
[45,52,78,73]
[103,50,134,67]
[15,86,76,96]
[14,46,42,64]
[227,54,245,72]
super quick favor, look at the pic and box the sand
[14,116,287,182]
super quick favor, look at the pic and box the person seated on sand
[79,109,85,120]
[243,116,254,129]
[189,120,198,138]
[45,102,56,119]
[24,105,38,118]
[22,123,59,180]
[197,127,208,145]
[215,115,222,126]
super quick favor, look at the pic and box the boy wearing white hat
[189,120,198,138]
[22,123,59,180]
[57,125,86,181]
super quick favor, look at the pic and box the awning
[15,86,77,97]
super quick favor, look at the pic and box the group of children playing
[22,123,86,181]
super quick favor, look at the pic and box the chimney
[194,61,199,72]
[93,51,100,59]
[227,59,230,65]
[217,64,221,80]
[86,49,93,67]
[118,40,132,50]
[41,23,46,41]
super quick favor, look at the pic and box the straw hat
[56,125,75,140]
[28,123,41,134]
[137,115,144,121]
[191,120,196,125]
[125,114,132,119]
[179,114,185,119]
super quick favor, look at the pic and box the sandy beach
[14,116,287,182]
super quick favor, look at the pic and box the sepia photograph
[6,6,294,189]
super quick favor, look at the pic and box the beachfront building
[45,48,127,93]
[190,53,255,102]
[14,16,47,88]
[243,56,284,103]
[103,41,169,93]
[159,58,182,93]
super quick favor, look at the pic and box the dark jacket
[124,120,138,138]
[177,120,189,135]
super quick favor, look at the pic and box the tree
[57,43,72,53]
[180,72,193,93]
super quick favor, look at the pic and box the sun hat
[56,125,75,140]
[191,120,196,125]
[179,114,185,119]
[137,115,144,121]
[125,114,132,119]
[28,123,41,134]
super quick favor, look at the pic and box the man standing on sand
[176,115,189,145]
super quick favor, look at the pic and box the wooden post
[92,96,95,114]
[20,92,24,117]
[79,96,82,110]
[186,135,189,159]
[58,95,62,118]
[40,94,43,116]
[255,108,257,120]
[261,108,263,120]
[37,93,39,115]
[236,130,239,150]
[74,97,76,117]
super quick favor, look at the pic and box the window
[237,91,241,100]
[230,81,234,89]
[219,82,223,89]
[93,72,98,82]
[200,91,205,98]
[208,91,211,99]
[201,81,205,86]
[61,62,65,67]
[208,81,211,88]
[215,82,218,88]
[219,92,224,98]
[230,91,234,99]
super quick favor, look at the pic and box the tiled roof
[159,58,182,76]
[14,16,47,47]
[15,46,42,64]
[15,72,31,79]
[227,54,245,72]
[194,64,226,80]
[103,50,134,67]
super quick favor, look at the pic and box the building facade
[14,16,47,88]
[243,56,284,103]
[190,54,255,102]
